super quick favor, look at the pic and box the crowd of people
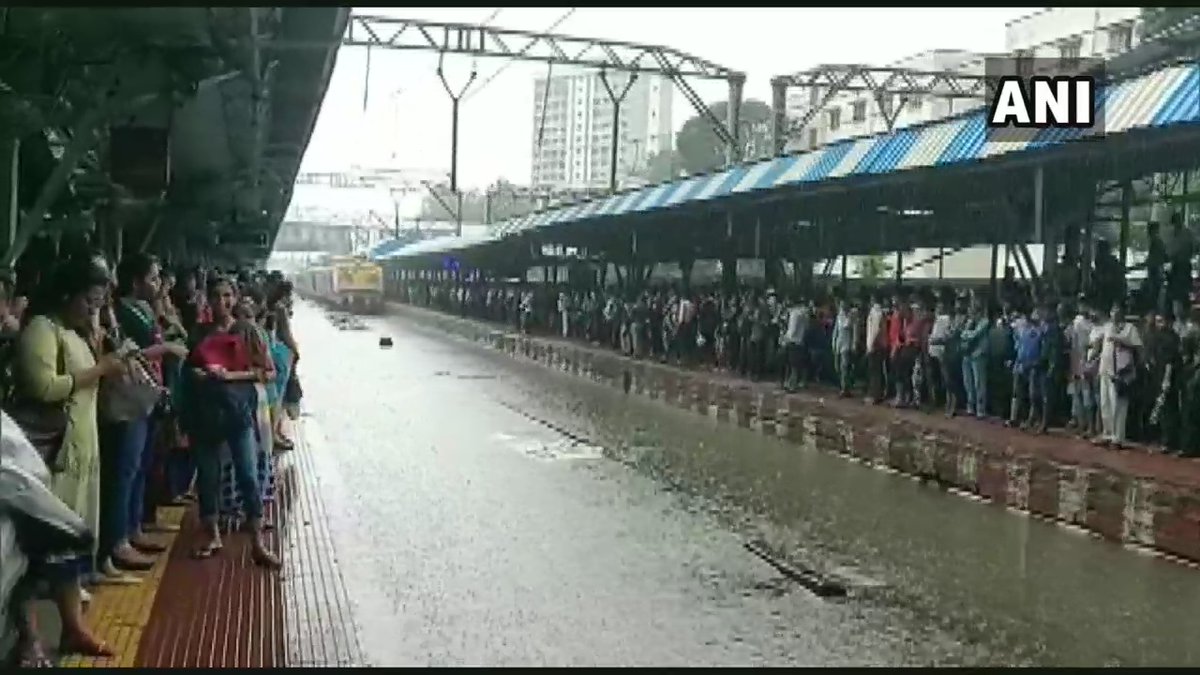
[0,252,302,666]
[396,250,1200,459]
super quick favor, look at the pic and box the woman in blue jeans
[180,276,280,567]
[98,253,188,581]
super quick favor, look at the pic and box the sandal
[191,539,224,560]
[251,546,281,569]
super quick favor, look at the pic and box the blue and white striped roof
[386,61,1200,260]
[376,229,501,260]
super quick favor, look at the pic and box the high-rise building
[530,70,673,190]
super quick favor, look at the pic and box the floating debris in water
[743,539,848,599]
[379,336,394,348]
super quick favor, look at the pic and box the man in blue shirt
[1008,305,1045,429]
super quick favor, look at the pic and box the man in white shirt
[1097,302,1142,446]
[675,294,696,364]
[782,297,808,392]
[1068,304,1097,435]
[865,293,887,403]
[832,299,855,395]
[557,292,570,338]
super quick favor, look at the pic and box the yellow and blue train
[293,255,385,314]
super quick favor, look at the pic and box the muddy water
[297,303,1200,667]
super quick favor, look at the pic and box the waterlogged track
[294,302,1200,667]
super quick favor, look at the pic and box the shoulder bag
[1112,331,1136,398]
[8,324,70,469]
[99,347,163,423]
[100,300,166,423]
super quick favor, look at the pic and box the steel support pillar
[770,77,788,156]
[988,241,999,305]
[726,76,744,166]
[599,70,638,193]
[1033,165,1057,293]
[722,211,737,292]
[4,114,101,267]
[1119,180,1132,271]
[436,52,476,236]
[0,137,18,266]
[1183,171,1191,225]
[3,89,159,268]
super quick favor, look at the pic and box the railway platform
[390,301,1200,570]
[36,423,364,668]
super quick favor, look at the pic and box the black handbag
[1112,339,1136,398]
[8,327,69,469]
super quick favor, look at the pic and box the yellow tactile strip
[59,505,186,668]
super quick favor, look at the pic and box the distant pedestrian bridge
[273,219,465,254]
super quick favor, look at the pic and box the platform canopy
[381,59,1200,264]
[0,8,349,265]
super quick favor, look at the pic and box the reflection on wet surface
[294,303,1200,667]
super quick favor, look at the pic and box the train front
[333,260,385,314]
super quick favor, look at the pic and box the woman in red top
[902,300,932,407]
[181,276,280,567]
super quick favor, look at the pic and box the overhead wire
[370,10,501,114]
[462,7,578,103]
[536,61,553,150]
[470,8,504,72]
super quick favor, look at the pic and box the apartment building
[530,69,673,190]
[783,49,988,153]
[1005,7,1141,61]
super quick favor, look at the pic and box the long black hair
[116,252,158,297]
[24,256,110,325]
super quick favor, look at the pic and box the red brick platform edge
[389,302,1200,568]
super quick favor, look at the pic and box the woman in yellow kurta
[15,257,125,658]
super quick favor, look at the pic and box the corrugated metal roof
[387,61,1200,260]
[895,116,968,171]
[729,159,777,193]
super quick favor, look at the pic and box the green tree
[638,150,684,183]
[855,255,892,282]
[418,183,539,225]
[1140,8,1200,40]
[675,99,773,175]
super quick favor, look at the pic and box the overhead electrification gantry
[271,13,747,218]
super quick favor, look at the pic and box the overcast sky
[299,7,1036,191]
